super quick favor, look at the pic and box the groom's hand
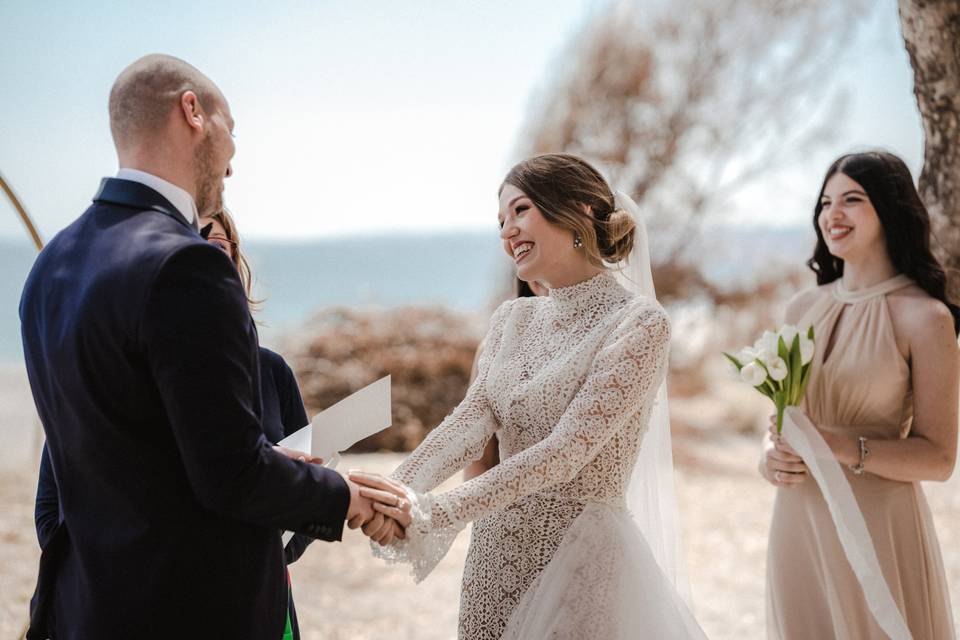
[369,519,405,546]
[342,474,377,527]
[361,513,403,545]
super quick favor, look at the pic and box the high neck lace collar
[548,272,626,314]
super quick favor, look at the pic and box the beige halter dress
[767,274,955,640]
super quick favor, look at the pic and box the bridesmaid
[761,151,959,639]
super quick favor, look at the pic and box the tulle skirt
[502,502,708,639]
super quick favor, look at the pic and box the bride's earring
[573,233,583,249]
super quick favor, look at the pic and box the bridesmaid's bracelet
[849,436,870,475]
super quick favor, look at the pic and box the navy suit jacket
[20,178,350,640]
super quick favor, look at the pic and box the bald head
[109,54,223,149]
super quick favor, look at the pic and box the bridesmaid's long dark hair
[807,151,960,334]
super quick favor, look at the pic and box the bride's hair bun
[600,207,636,264]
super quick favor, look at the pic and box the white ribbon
[781,407,912,640]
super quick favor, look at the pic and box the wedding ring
[396,498,406,510]
[774,470,783,483]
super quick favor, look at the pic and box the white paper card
[309,375,392,462]
[278,422,312,456]
[276,376,393,547]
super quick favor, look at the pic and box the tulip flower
[723,325,815,433]
[766,357,788,382]
[740,361,767,386]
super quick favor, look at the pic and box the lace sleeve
[380,300,671,582]
[373,301,512,579]
[390,300,513,492]
[436,301,670,521]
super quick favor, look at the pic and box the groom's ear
[179,91,205,133]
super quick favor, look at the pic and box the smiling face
[817,172,886,263]
[498,183,587,288]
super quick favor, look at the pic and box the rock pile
[289,306,485,452]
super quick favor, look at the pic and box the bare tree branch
[517,0,869,300]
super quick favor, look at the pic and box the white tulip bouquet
[724,325,816,434]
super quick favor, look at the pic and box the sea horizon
[0,224,813,363]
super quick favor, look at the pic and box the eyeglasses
[207,234,237,255]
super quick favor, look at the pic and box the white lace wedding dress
[375,272,707,639]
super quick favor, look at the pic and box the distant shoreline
[0,225,814,362]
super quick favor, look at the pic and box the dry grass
[1,371,958,639]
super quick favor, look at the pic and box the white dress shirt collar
[115,168,199,228]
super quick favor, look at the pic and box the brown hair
[500,153,636,266]
[207,207,261,311]
[516,278,537,297]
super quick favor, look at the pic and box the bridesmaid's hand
[813,429,859,467]
[766,417,803,457]
[272,445,324,465]
[760,415,808,487]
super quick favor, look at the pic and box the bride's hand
[349,471,414,531]
[760,414,808,487]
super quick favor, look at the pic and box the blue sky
[0,0,924,241]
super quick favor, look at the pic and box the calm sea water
[0,231,509,363]
[0,226,812,362]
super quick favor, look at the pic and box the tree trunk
[898,0,960,298]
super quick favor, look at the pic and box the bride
[351,153,708,639]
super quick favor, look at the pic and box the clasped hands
[272,445,413,545]
[343,471,413,546]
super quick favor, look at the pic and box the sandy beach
[1,363,958,639]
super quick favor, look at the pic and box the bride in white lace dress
[351,154,707,639]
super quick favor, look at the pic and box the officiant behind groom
[19,53,411,639]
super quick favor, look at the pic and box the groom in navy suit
[19,54,403,639]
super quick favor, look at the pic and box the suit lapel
[93,178,196,232]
